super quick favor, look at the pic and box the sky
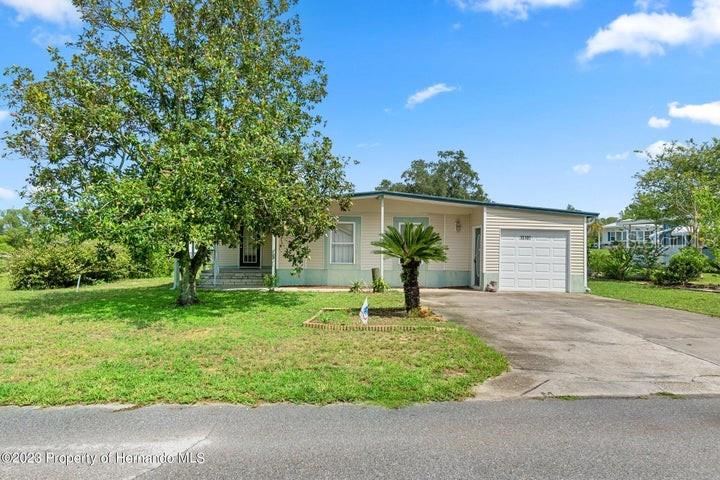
[1,1,719,217]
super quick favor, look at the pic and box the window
[331,222,355,264]
[607,232,616,243]
[399,222,423,234]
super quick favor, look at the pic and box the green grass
[691,273,720,286]
[589,280,720,318]
[0,277,507,407]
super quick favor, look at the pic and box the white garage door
[500,230,568,292]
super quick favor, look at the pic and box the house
[199,191,598,293]
[598,219,693,263]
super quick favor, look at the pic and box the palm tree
[372,223,448,312]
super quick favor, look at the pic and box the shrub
[588,249,610,278]
[603,244,635,280]
[653,247,707,286]
[126,244,173,278]
[372,277,390,293]
[263,273,279,292]
[349,280,365,293]
[9,240,131,290]
[633,243,666,280]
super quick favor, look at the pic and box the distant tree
[695,186,720,258]
[3,0,352,305]
[0,207,42,249]
[376,150,489,201]
[566,204,578,211]
[626,139,720,248]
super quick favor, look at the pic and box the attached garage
[499,230,568,292]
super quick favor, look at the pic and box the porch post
[213,242,219,287]
[271,235,277,276]
[379,194,385,279]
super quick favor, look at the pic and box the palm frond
[371,223,448,264]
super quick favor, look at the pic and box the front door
[474,227,482,287]
[239,227,261,267]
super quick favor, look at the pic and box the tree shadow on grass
[0,283,304,329]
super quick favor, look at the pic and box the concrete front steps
[199,269,266,289]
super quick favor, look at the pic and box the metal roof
[351,190,599,217]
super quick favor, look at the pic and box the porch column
[271,235,277,276]
[379,194,385,279]
[213,242,219,287]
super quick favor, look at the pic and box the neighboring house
[598,219,693,263]
[200,191,598,293]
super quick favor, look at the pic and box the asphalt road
[1,398,719,479]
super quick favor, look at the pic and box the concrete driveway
[423,290,720,399]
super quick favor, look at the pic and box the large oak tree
[3,0,352,305]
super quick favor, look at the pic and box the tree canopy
[376,150,489,201]
[625,139,720,248]
[2,0,352,304]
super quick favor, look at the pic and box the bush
[126,244,173,278]
[372,277,390,293]
[603,244,635,280]
[653,247,707,286]
[349,280,365,293]
[9,240,131,290]
[263,273,279,292]
[588,249,610,278]
[633,243,666,280]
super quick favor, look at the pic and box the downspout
[379,194,385,279]
[583,216,588,292]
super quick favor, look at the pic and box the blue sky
[1,0,719,217]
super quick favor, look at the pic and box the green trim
[353,191,598,218]
[326,216,361,271]
[277,268,469,288]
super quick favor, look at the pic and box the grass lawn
[692,273,720,286]
[589,280,720,318]
[0,277,506,407]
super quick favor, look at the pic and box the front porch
[199,228,277,289]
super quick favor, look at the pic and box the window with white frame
[607,231,616,243]
[331,222,355,264]
[398,222,423,234]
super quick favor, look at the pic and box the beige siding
[216,243,238,267]
[336,198,474,273]
[260,236,272,268]
[277,235,325,269]
[484,207,586,275]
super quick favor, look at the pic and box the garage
[499,230,568,292]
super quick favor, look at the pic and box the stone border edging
[303,308,446,332]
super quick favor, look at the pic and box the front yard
[590,280,720,318]
[0,277,506,407]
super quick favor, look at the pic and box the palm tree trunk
[401,260,421,312]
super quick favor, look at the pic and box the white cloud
[405,83,457,109]
[636,140,680,158]
[606,151,629,161]
[668,100,720,126]
[580,0,720,61]
[572,163,591,175]
[0,0,79,24]
[0,110,9,122]
[31,28,72,47]
[648,116,671,128]
[451,0,579,20]
[0,187,17,200]
[634,0,668,11]
[451,22,463,30]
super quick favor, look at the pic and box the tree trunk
[176,244,208,307]
[401,260,421,313]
